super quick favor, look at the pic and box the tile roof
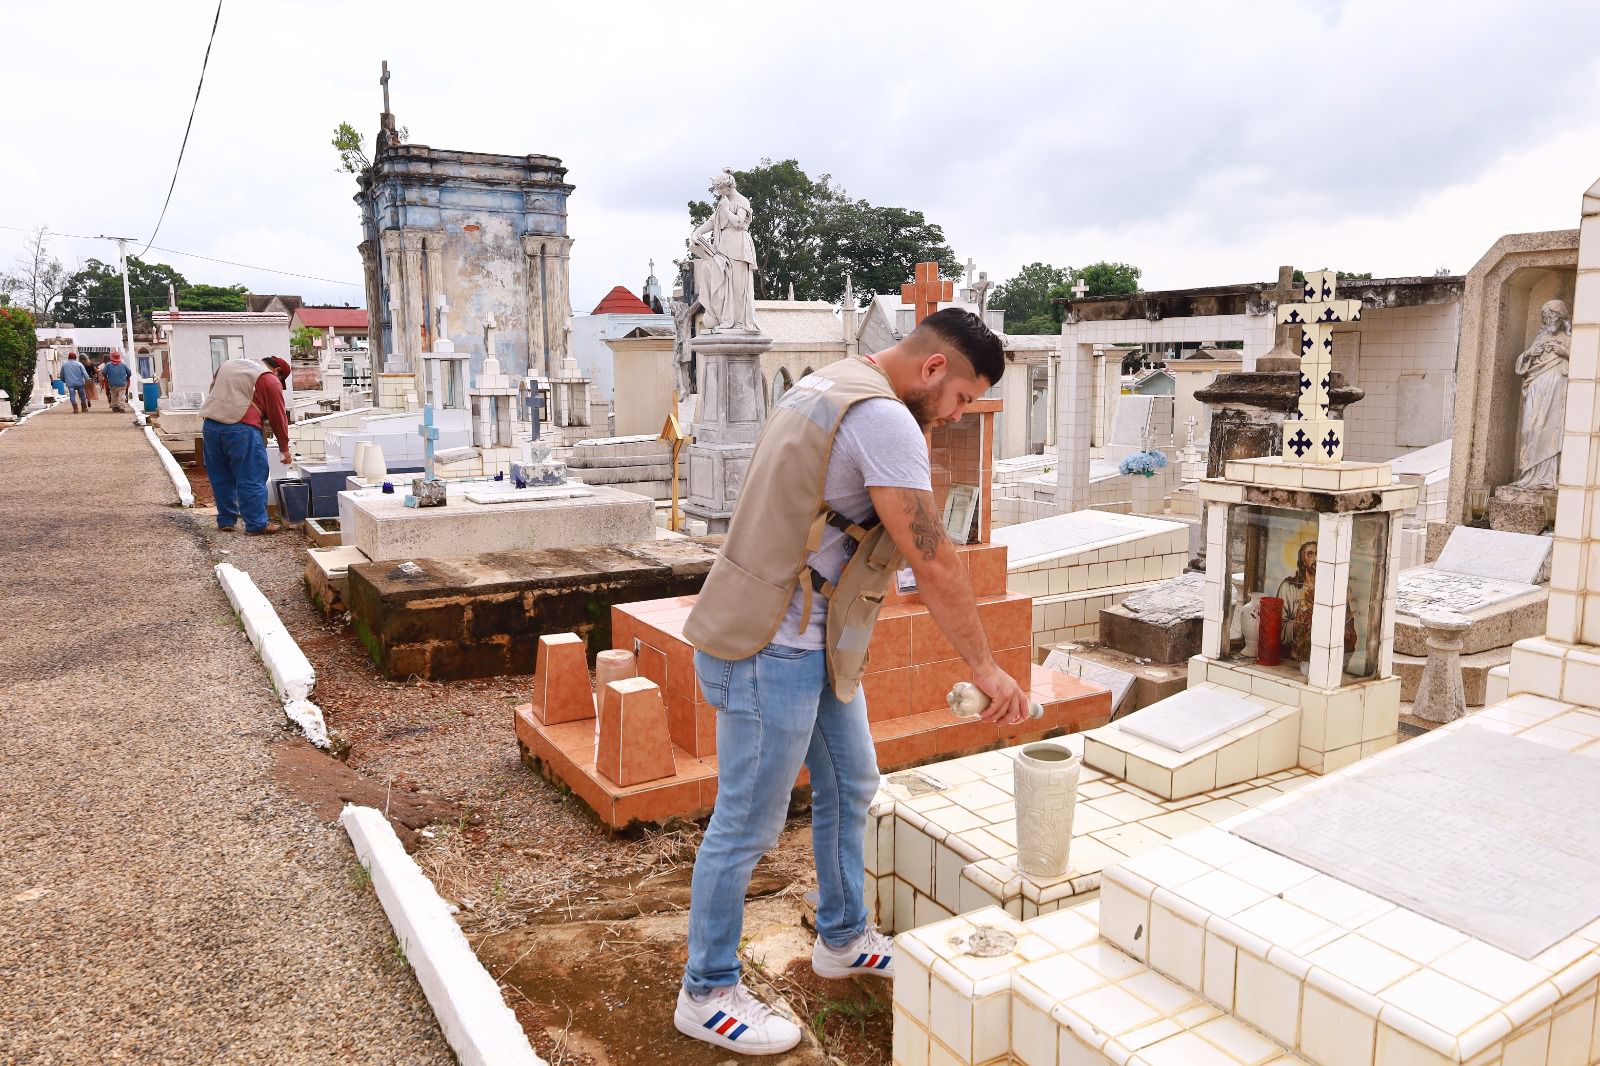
[590,286,653,316]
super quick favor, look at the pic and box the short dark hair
[910,307,1005,386]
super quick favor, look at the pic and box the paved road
[0,407,453,1064]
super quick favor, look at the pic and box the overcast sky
[4,0,1600,316]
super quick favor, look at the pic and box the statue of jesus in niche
[1505,299,1572,494]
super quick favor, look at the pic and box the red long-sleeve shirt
[240,371,291,449]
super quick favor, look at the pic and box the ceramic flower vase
[1013,742,1082,879]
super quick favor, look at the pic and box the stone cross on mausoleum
[1276,270,1361,463]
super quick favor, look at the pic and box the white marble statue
[689,168,759,332]
[1506,298,1572,492]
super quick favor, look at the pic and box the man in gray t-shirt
[773,397,931,649]
[676,310,1029,1056]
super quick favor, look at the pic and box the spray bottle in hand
[946,681,1044,720]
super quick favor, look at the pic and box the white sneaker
[674,983,802,1055]
[812,924,895,978]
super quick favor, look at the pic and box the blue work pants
[203,419,270,532]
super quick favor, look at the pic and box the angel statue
[689,168,759,332]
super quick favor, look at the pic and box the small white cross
[1073,279,1089,300]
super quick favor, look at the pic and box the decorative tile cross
[418,403,439,481]
[900,261,953,326]
[1275,270,1361,463]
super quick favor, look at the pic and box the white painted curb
[214,562,330,748]
[143,424,195,507]
[342,804,545,1066]
[12,402,58,427]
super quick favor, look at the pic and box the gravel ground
[0,407,454,1065]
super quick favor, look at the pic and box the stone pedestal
[421,352,471,412]
[1412,610,1472,723]
[1488,485,1553,534]
[684,330,772,532]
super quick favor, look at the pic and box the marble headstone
[1115,686,1267,752]
[1234,727,1600,959]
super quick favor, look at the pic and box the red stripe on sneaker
[716,1017,739,1035]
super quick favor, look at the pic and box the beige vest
[684,357,907,701]
[199,359,267,424]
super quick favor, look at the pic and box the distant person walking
[102,353,132,412]
[200,356,293,535]
[60,353,90,413]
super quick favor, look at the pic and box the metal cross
[418,403,439,481]
[380,61,391,113]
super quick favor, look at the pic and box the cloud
[3,0,1599,318]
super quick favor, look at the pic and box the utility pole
[104,236,143,399]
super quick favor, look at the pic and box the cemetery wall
[1333,301,1460,463]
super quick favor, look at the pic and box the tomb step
[1082,684,1300,800]
[872,734,1313,936]
[1391,647,1511,706]
[894,904,1309,1066]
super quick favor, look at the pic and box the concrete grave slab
[1115,685,1267,752]
[346,482,653,562]
[1234,727,1600,959]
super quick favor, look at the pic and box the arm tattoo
[902,490,946,561]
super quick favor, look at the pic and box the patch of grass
[389,933,409,968]
[348,858,373,892]
[811,993,888,1038]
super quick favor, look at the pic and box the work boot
[71,404,80,413]
[812,924,895,978]
[674,983,802,1055]
[246,522,284,536]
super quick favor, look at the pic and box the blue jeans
[683,643,880,995]
[67,384,86,407]
[203,419,270,532]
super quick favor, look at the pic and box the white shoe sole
[674,1007,801,1056]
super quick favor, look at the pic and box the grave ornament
[1505,298,1571,493]
[688,169,759,332]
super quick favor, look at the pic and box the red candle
[1257,596,1284,667]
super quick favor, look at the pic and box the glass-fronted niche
[1222,505,1387,684]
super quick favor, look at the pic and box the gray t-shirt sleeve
[838,398,932,492]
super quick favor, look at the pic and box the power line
[147,245,362,287]
[0,225,361,288]
[139,0,224,258]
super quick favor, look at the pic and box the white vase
[1013,742,1081,879]
[351,441,371,477]
[362,445,388,483]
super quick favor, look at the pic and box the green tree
[1291,268,1372,283]
[332,121,370,174]
[180,283,249,312]
[688,159,959,303]
[290,325,321,357]
[990,262,1072,335]
[0,305,38,416]
[54,257,189,327]
[1072,261,1142,298]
